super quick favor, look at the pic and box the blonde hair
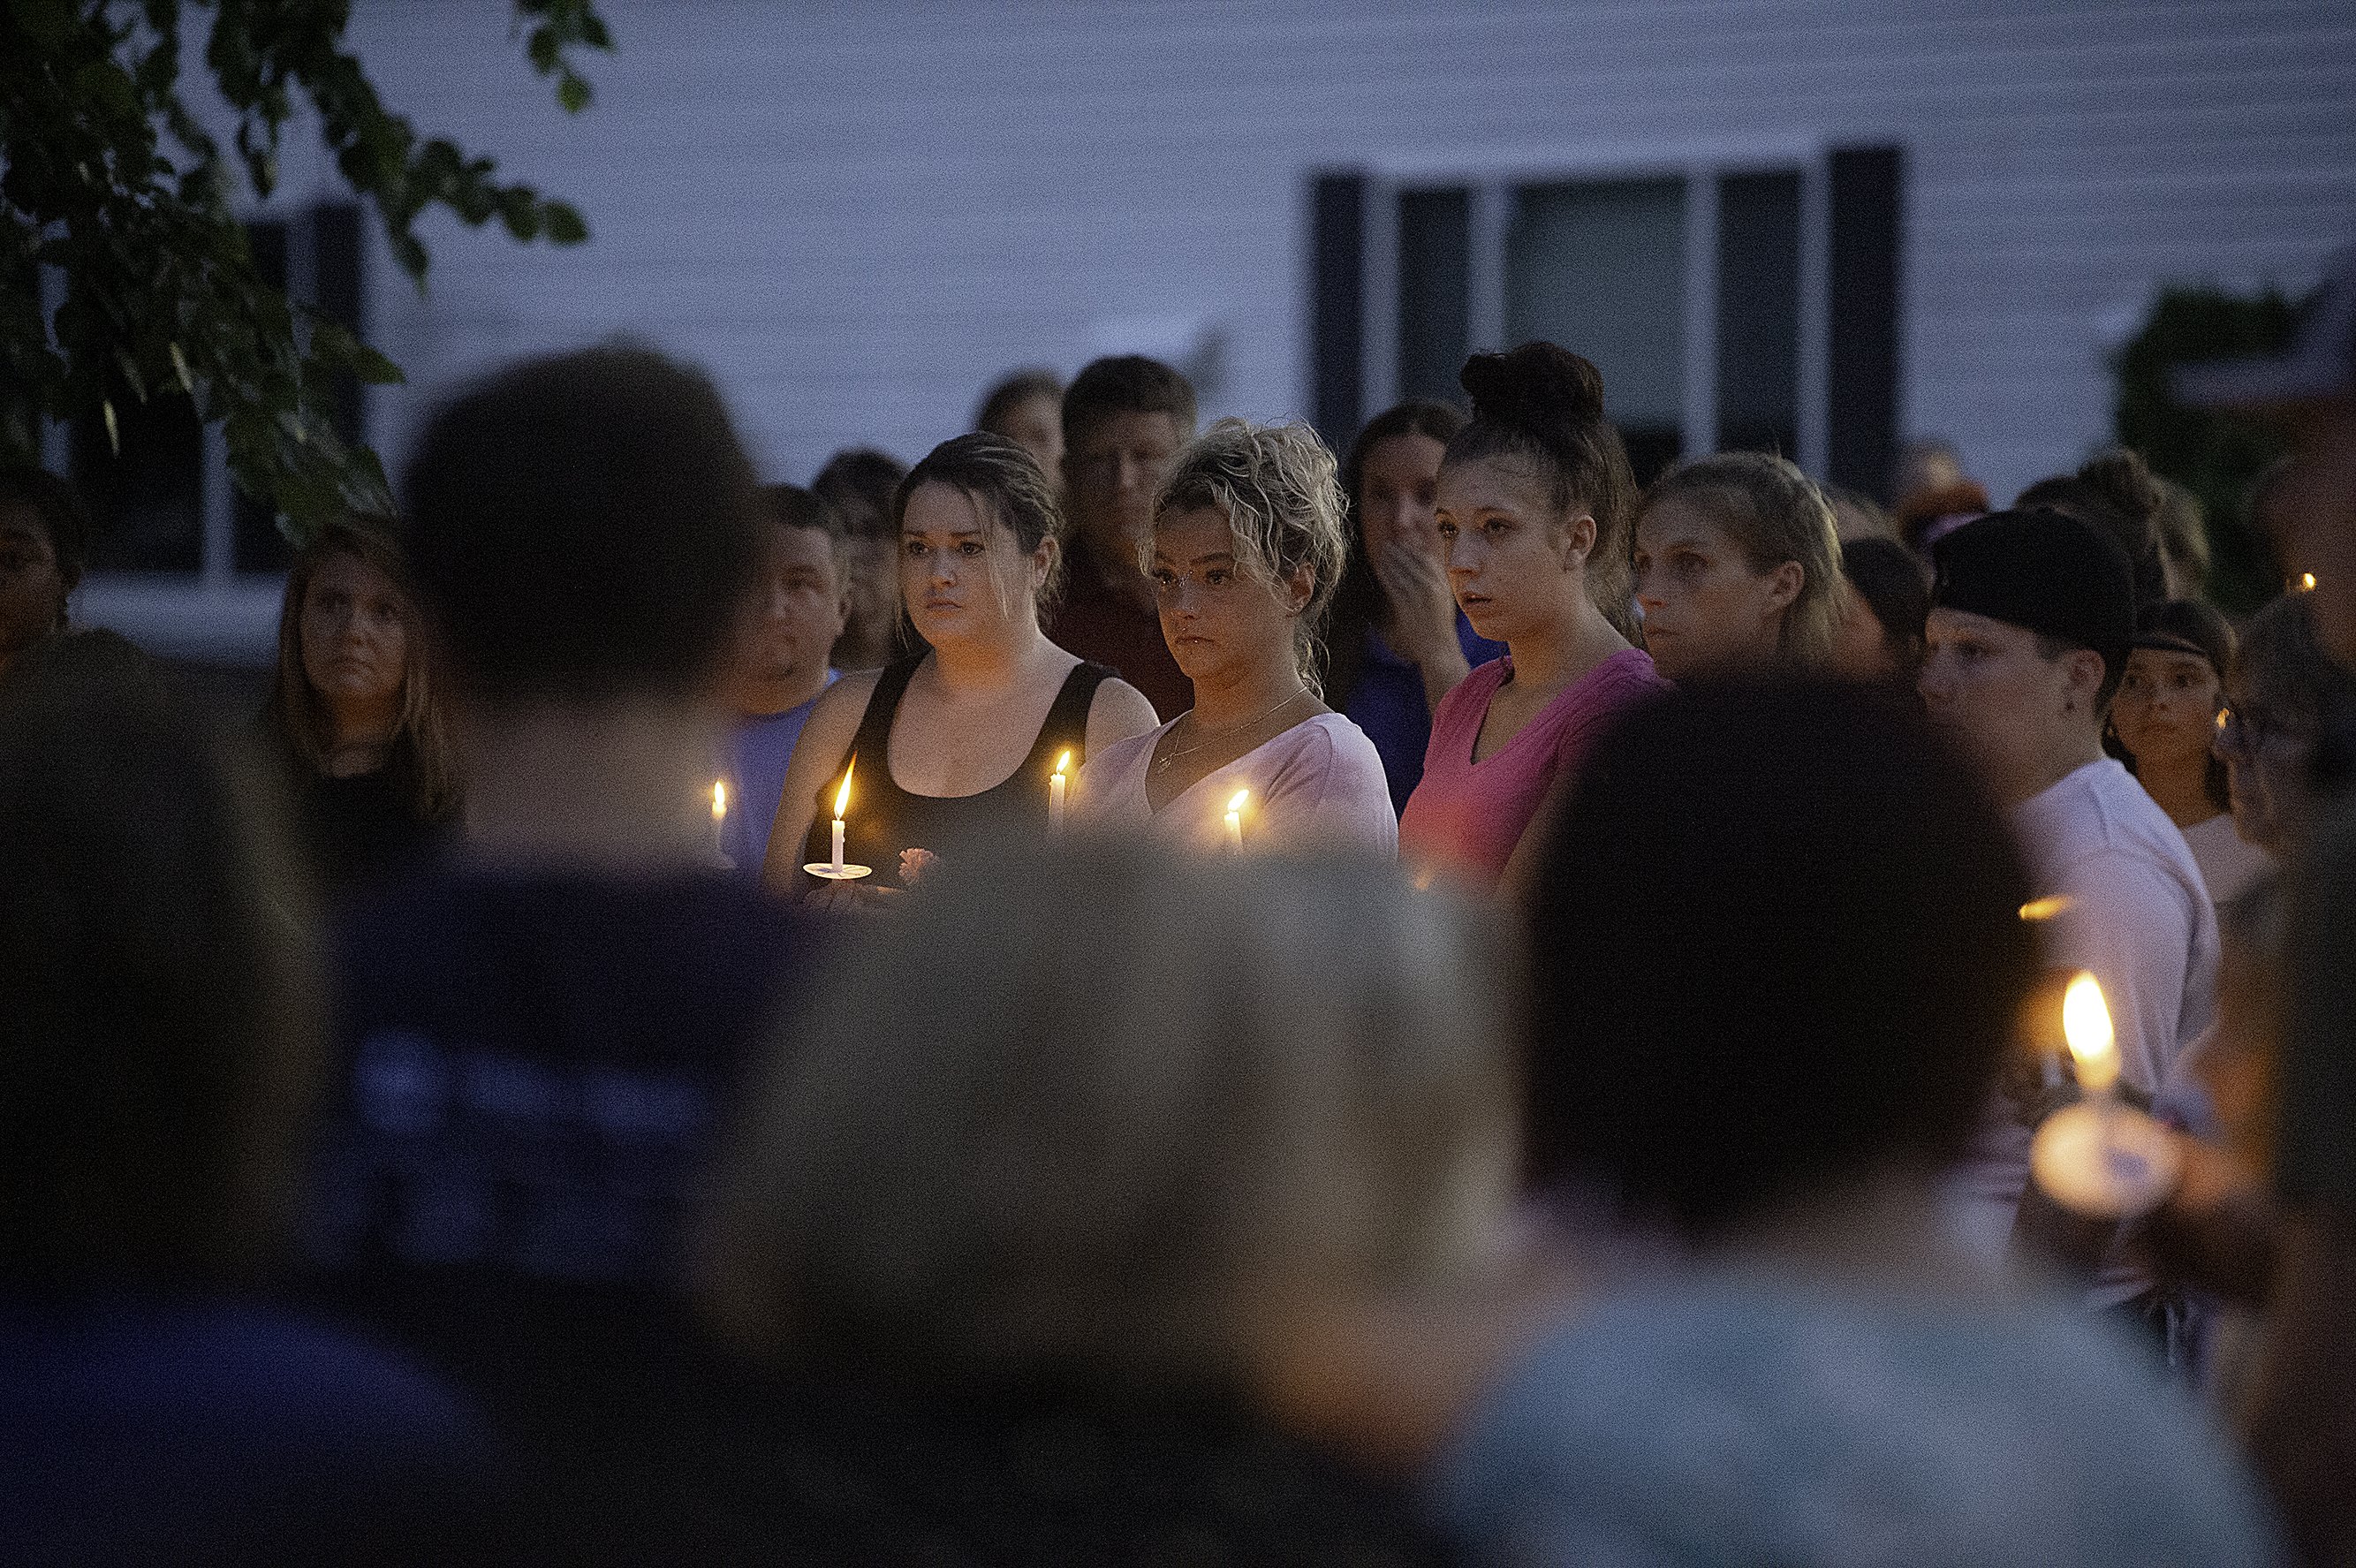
[1149,418,1350,694]
[1639,452,1845,668]
[264,519,459,819]
[699,843,1516,1398]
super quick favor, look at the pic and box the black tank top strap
[1032,659,1115,769]
[845,654,924,780]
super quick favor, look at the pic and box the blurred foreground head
[1525,681,2035,1237]
[400,343,761,705]
[0,640,319,1284]
[702,844,1514,1398]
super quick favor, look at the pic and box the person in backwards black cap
[1919,510,2221,1311]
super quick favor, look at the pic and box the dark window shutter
[1826,146,1903,499]
[1309,172,1365,448]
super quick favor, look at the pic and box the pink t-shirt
[1068,712,1398,858]
[1399,649,1668,891]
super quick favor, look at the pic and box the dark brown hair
[895,433,1068,617]
[1443,344,1639,633]
[974,368,1064,437]
[263,519,458,821]
[1061,355,1196,453]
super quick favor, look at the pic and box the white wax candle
[1224,787,1248,852]
[831,815,846,873]
[1049,774,1067,831]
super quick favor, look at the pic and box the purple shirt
[1344,614,1507,814]
[1399,649,1668,892]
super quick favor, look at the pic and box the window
[64,200,369,579]
[1311,148,1900,495]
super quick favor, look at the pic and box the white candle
[712,778,729,861]
[2062,970,2118,1096]
[1049,749,1072,834]
[1224,787,1249,852]
[830,760,855,874]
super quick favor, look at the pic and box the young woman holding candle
[761,434,1157,898]
[1398,343,1668,896]
[1323,400,1505,811]
[1630,451,1845,683]
[258,518,460,897]
[1065,418,1395,856]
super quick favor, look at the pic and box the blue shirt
[1343,615,1505,814]
[723,672,836,874]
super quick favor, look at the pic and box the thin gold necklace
[1154,687,1311,772]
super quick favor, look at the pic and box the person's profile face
[0,505,67,663]
[2112,648,2222,775]
[1064,410,1185,551]
[899,481,1042,647]
[1918,607,2076,792]
[1150,504,1306,689]
[734,521,845,702]
[299,549,410,712]
[1356,431,1448,564]
[1434,457,1586,646]
[1632,498,1795,682]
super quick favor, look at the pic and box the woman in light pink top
[1071,418,1396,857]
[1399,344,1668,894]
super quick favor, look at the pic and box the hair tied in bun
[1458,342,1608,437]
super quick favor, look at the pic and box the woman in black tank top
[804,654,1112,886]
[762,433,1160,897]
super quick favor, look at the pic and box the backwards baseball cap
[2173,244,2356,410]
[1931,508,2137,676]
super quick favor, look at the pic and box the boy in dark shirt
[300,345,814,1444]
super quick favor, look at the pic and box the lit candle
[1224,787,1249,852]
[1049,749,1071,834]
[2018,894,2072,924]
[712,778,728,860]
[831,759,853,874]
[2062,969,2119,1097]
[2030,970,2179,1217]
[2299,572,2318,593]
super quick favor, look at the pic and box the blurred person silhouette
[1920,509,2220,1322]
[1322,400,1502,811]
[812,445,907,671]
[0,465,87,687]
[1398,344,1667,898]
[1891,435,1966,508]
[1631,451,1845,684]
[299,345,815,1449]
[258,519,459,899]
[1070,419,1393,855]
[2155,473,2216,601]
[762,434,1155,899]
[2113,598,2271,909]
[2017,447,2173,611]
[973,367,1064,484]
[1823,482,1895,543]
[1430,680,2279,1567]
[718,484,844,873]
[0,640,491,1564]
[1044,354,1198,719]
[699,844,1498,1562]
[1828,534,1930,686]
[2214,591,2356,867]
[2178,245,2356,1564]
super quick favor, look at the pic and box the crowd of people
[4,240,2356,1564]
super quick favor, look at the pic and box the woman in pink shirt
[1072,419,1396,857]
[1400,344,1669,894]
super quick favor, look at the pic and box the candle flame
[2062,970,2118,1095]
[2299,572,2318,592]
[1226,788,1250,815]
[2216,708,2230,732]
[834,759,855,821]
[2019,894,2072,923]
[1054,749,1072,779]
[712,779,727,821]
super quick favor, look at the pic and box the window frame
[1357,141,1834,477]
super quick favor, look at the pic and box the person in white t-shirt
[1919,508,2221,1338]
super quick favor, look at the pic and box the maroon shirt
[1046,537,1192,721]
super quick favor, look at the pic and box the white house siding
[82,0,2356,658]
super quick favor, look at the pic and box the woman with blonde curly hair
[1631,451,1845,683]
[1069,418,1396,855]
[260,518,459,895]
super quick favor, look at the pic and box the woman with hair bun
[1070,418,1394,855]
[1398,344,1669,895]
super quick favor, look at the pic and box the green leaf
[556,71,590,114]
[542,201,588,245]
